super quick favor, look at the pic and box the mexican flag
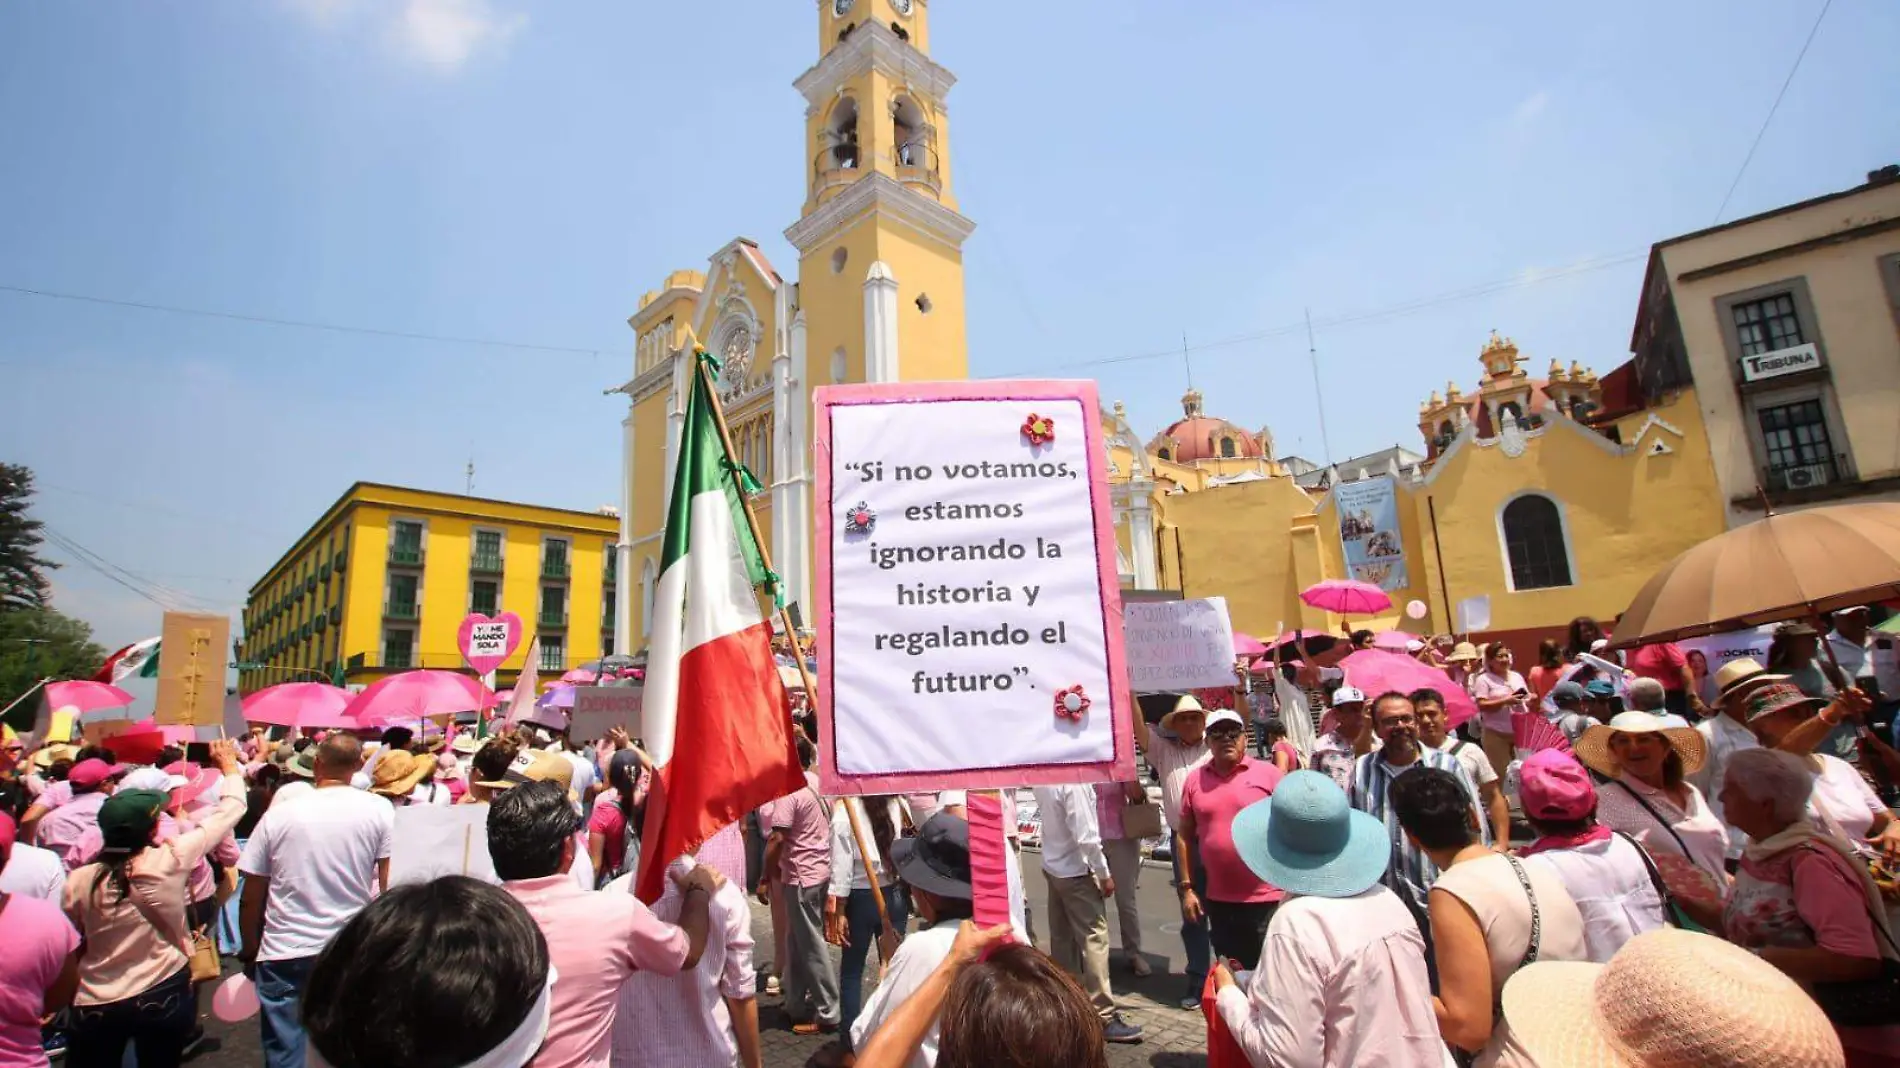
[635,353,803,904]
[93,638,161,685]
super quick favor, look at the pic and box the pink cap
[68,758,126,789]
[1518,749,1596,822]
[0,811,16,856]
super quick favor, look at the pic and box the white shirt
[271,780,316,808]
[1826,632,1871,681]
[1689,713,1758,859]
[562,751,600,799]
[1523,834,1669,963]
[607,859,754,1068]
[1809,753,1887,846]
[1215,886,1450,1068]
[828,798,904,897]
[1031,784,1108,881]
[850,919,958,1068]
[0,841,67,901]
[238,784,396,962]
[1145,734,1211,828]
[406,782,453,806]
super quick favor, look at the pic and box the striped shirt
[1348,747,1486,914]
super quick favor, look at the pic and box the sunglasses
[1205,725,1245,739]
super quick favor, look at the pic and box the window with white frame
[1500,494,1573,590]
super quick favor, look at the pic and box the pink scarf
[1519,824,1612,857]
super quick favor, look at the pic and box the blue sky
[3,0,1895,651]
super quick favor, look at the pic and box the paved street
[191,853,1210,1067]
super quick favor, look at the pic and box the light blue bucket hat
[1232,770,1390,898]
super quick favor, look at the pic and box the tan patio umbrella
[1609,501,1900,648]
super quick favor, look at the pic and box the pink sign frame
[813,379,1136,794]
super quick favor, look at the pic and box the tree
[0,463,58,612]
[1,608,107,732]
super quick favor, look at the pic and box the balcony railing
[541,559,570,580]
[1763,453,1847,494]
[894,141,942,196]
[383,648,415,670]
[389,547,424,566]
[470,553,503,574]
[385,602,420,620]
[812,147,860,198]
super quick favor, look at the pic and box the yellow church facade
[613,0,970,646]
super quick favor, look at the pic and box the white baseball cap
[1204,708,1246,731]
[1331,686,1367,707]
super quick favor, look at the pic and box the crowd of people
[0,606,1896,1068]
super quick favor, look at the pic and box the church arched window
[1499,493,1573,591]
[1220,437,1237,458]
[1498,401,1525,428]
[1156,447,1171,462]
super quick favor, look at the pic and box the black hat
[891,812,972,899]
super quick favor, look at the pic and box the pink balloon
[212,973,260,1022]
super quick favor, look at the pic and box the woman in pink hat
[1516,750,1671,963]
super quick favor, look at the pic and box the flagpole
[691,349,900,961]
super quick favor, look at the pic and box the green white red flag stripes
[93,637,160,684]
[635,352,803,904]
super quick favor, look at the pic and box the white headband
[307,966,556,1068]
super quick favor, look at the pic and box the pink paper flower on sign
[844,502,877,535]
[1054,685,1090,722]
[1021,413,1055,446]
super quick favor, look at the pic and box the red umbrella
[44,680,135,714]
[1301,579,1393,616]
[341,671,494,727]
[1336,649,1478,729]
[241,683,354,729]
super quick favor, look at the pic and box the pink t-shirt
[588,791,629,877]
[504,874,691,1068]
[1626,643,1688,691]
[1180,758,1285,904]
[0,893,78,1068]
[1470,669,1530,733]
[758,772,830,888]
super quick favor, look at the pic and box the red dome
[1148,390,1266,463]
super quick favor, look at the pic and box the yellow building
[613,0,972,645]
[239,483,620,692]
[1106,333,1730,651]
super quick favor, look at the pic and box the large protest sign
[568,685,643,742]
[1334,477,1409,591]
[154,611,230,726]
[389,804,498,886]
[814,380,1135,793]
[1123,597,1237,691]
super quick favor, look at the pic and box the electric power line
[1712,0,1832,224]
[40,525,228,614]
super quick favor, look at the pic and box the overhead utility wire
[1712,0,1831,224]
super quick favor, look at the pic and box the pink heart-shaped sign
[457,612,524,676]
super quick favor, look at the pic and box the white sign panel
[814,381,1136,794]
[1739,343,1821,383]
[389,804,498,887]
[569,686,644,742]
[1457,595,1492,634]
[1123,597,1238,691]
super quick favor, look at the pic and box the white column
[774,308,813,621]
[1127,488,1159,589]
[663,347,687,503]
[863,261,900,384]
[614,410,635,654]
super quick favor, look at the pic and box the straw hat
[32,743,77,769]
[1159,694,1205,732]
[451,734,482,757]
[1742,682,1826,724]
[1501,928,1841,1068]
[1573,711,1707,779]
[284,748,317,779]
[370,751,437,798]
[1445,642,1481,664]
[1713,657,1788,702]
[1231,771,1388,898]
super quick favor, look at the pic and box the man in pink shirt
[1626,640,1702,720]
[756,742,839,1035]
[488,779,723,1068]
[1177,708,1285,969]
[34,759,126,870]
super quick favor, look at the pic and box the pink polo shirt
[504,874,691,1068]
[1179,757,1284,904]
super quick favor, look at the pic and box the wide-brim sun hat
[285,749,318,779]
[1446,642,1480,663]
[1231,770,1389,899]
[1713,656,1788,701]
[1573,711,1707,779]
[1159,694,1206,733]
[32,743,77,769]
[1501,928,1841,1068]
[1742,681,1827,724]
[451,734,482,757]
[370,752,438,797]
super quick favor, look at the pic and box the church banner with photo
[1334,477,1409,592]
[812,379,1136,794]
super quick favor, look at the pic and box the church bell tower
[786,0,974,386]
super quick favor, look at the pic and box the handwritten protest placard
[568,686,643,742]
[814,380,1135,793]
[389,804,498,887]
[1123,597,1237,691]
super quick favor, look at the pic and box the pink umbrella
[1300,579,1393,616]
[1232,632,1267,657]
[538,684,577,709]
[558,667,603,685]
[43,680,135,714]
[1335,648,1479,729]
[341,671,494,727]
[241,683,353,728]
[1370,629,1419,653]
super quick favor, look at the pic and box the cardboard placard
[154,612,231,726]
[1122,596,1238,692]
[814,380,1135,793]
[568,686,643,742]
[389,804,499,887]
